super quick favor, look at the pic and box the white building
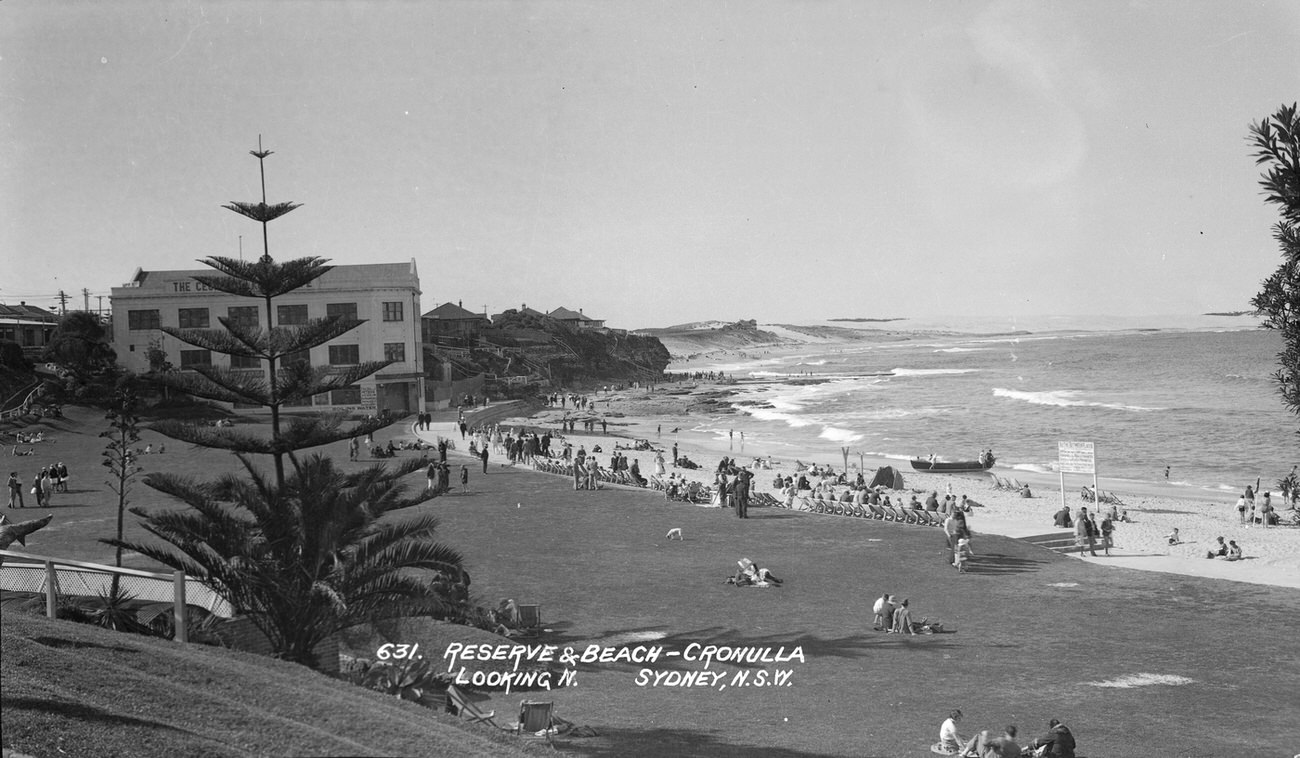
[110,261,424,414]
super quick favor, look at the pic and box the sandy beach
[487,382,1300,591]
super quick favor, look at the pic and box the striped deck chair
[446,684,502,728]
[512,700,556,746]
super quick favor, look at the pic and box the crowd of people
[7,462,70,509]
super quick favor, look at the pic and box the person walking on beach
[672,443,678,467]
[1100,513,1114,556]
[1236,495,1248,523]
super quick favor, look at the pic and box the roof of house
[547,306,598,322]
[422,302,485,320]
[0,303,59,321]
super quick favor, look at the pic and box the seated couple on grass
[725,558,782,587]
[931,711,1020,757]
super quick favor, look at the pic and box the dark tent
[869,465,905,490]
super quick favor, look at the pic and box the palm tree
[105,453,463,668]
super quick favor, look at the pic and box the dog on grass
[665,527,683,540]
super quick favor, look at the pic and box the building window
[331,387,361,405]
[227,306,259,330]
[326,302,358,321]
[127,310,161,330]
[277,304,309,326]
[178,307,210,329]
[282,350,310,367]
[230,354,260,370]
[382,301,403,322]
[328,345,360,365]
[179,349,212,369]
[383,343,406,362]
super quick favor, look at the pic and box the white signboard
[1058,441,1096,474]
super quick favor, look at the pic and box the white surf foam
[993,387,1164,412]
[890,368,978,377]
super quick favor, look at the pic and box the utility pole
[55,290,69,315]
[96,295,105,318]
[82,288,90,312]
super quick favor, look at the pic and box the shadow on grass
[555,725,880,758]
[29,636,140,654]
[4,696,195,733]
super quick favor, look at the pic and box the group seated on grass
[932,710,1078,757]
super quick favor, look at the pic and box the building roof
[0,302,59,321]
[422,302,486,321]
[547,306,604,324]
[115,260,420,294]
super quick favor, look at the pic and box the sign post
[1057,441,1098,511]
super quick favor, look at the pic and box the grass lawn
[4,406,1299,756]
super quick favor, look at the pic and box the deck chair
[446,684,501,728]
[517,604,542,633]
[513,699,556,746]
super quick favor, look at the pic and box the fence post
[44,560,57,619]
[173,570,187,644]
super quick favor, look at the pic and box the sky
[3,1,1299,330]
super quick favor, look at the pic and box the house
[547,307,605,329]
[0,302,60,357]
[422,301,489,344]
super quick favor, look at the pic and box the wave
[890,368,979,377]
[992,387,1164,412]
[819,426,865,444]
[933,347,987,353]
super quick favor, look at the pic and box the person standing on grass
[872,593,893,631]
[426,461,437,492]
[39,467,53,508]
[459,465,469,493]
[7,472,23,509]
[480,445,489,475]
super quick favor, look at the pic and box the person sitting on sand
[1226,540,1243,561]
[1166,528,1181,546]
[1020,484,1033,498]
[1206,536,1228,559]
[931,709,966,755]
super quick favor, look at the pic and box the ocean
[671,318,1298,500]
